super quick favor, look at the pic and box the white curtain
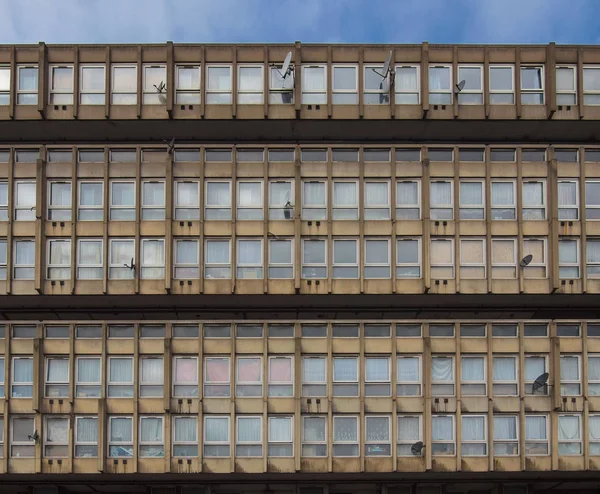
[558,182,576,206]
[239,67,262,91]
[303,67,325,91]
[207,67,231,90]
[79,241,102,265]
[77,358,100,383]
[50,183,71,206]
[398,416,419,440]
[431,357,452,382]
[46,418,68,443]
[111,182,134,206]
[175,358,197,383]
[334,417,357,441]
[113,67,137,92]
[176,182,199,206]
[303,182,325,206]
[366,358,389,381]
[205,417,228,442]
[523,182,543,207]
[270,182,291,206]
[269,417,292,442]
[460,182,482,205]
[429,67,449,90]
[238,358,261,382]
[495,416,517,440]
[141,418,163,442]
[589,357,600,380]
[521,67,542,89]
[207,182,230,206]
[16,182,36,207]
[493,357,516,381]
[559,416,580,440]
[238,240,261,264]
[15,241,34,265]
[77,417,98,442]
[430,182,451,206]
[142,240,164,267]
[588,240,600,263]
[176,240,198,264]
[141,358,163,383]
[206,240,229,264]
[109,358,132,383]
[396,67,417,91]
[14,358,32,383]
[462,416,485,441]
[432,416,452,440]
[304,417,325,441]
[237,417,261,442]
[143,182,164,206]
[238,182,261,207]
[366,417,389,441]
[334,358,357,381]
[560,356,579,380]
[462,358,484,381]
[333,182,357,206]
[397,182,418,206]
[49,240,70,267]
[110,240,133,265]
[303,358,325,383]
[47,359,69,381]
[303,240,325,264]
[80,183,103,206]
[492,182,514,205]
[174,417,197,442]
[110,418,132,442]
[365,182,388,206]
[397,357,419,382]
[526,416,546,440]
[525,357,545,382]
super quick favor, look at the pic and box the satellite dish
[454,80,466,93]
[281,51,293,79]
[382,50,393,78]
[164,137,175,155]
[532,372,549,393]
[411,441,424,455]
[520,254,533,267]
[153,81,166,93]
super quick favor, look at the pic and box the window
[526,414,549,455]
[13,239,34,280]
[560,355,581,396]
[302,181,326,220]
[175,65,201,104]
[204,238,231,279]
[269,66,294,104]
[15,149,38,163]
[431,415,455,455]
[268,324,294,338]
[174,180,200,220]
[80,65,105,105]
[431,356,454,396]
[430,238,454,279]
[362,181,390,220]
[397,415,422,456]
[268,416,293,457]
[75,325,102,339]
[332,416,359,457]
[457,65,483,104]
[204,357,230,397]
[45,357,69,397]
[205,181,231,220]
[76,239,103,280]
[108,416,133,457]
[302,238,326,279]
[584,67,600,105]
[489,65,514,104]
[430,324,454,337]
[44,416,69,458]
[397,238,421,278]
[206,65,232,104]
[332,180,358,220]
[78,181,103,221]
[333,238,358,279]
[302,324,327,338]
[0,182,7,221]
[461,356,486,395]
[0,239,6,280]
[48,149,72,163]
[236,416,262,457]
[490,148,516,162]
[107,357,133,398]
[524,355,548,395]
[397,356,421,396]
[268,356,293,397]
[332,324,358,338]
[523,238,547,279]
[364,65,390,104]
[558,180,579,220]
[11,416,35,457]
[430,180,453,220]
[269,180,294,220]
[139,357,164,397]
[78,149,104,163]
[363,415,390,456]
[333,356,358,397]
[492,355,518,395]
[559,239,580,279]
[204,416,230,457]
[140,325,165,338]
[140,181,165,220]
[237,325,262,338]
[302,416,326,457]
[0,357,4,397]
[140,238,165,279]
[521,180,546,220]
[111,65,137,104]
[521,66,544,104]
[75,416,98,457]
[173,239,199,279]
[14,181,36,221]
[17,65,38,104]
[395,65,420,104]
[524,323,548,337]
[12,325,36,338]
[46,239,71,280]
[11,357,33,398]
[237,65,263,104]
[143,65,166,105]
[590,355,600,396]
[364,238,390,278]
[205,148,232,162]
[365,357,390,396]
[236,357,262,397]
[110,181,135,221]
[494,415,519,456]
[302,148,327,162]
[139,416,164,457]
[47,181,72,220]
[268,238,293,279]
[204,324,231,338]
[462,415,486,456]
[429,65,452,104]
[237,181,263,220]
[556,66,576,105]
[173,416,198,457]
[49,65,73,104]
[302,356,326,397]
[491,238,517,279]
[173,356,198,397]
[459,181,484,219]
[558,323,580,337]
[108,239,134,279]
[492,323,518,337]
[396,180,420,219]
[460,238,486,279]
[331,65,358,104]
[586,181,600,219]
[302,65,326,104]
[558,415,582,455]
[76,357,101,398]
[396,148,421,162]
[591,415,600,455]
[491,180,516,219]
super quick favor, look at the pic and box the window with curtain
[431,356,454,396]
[173,416,198,457]
[396,415,423,458]
[139,357,164,397]
[0,239,7,280]
[302,416,327,457]
[587,239,600,278]
[583,67,600,105]
[44,417,69,458]
[559,415,582,455]
[491,181,516,219]
[332,239,358,279]
[204,416,230,457]
[77,239,103,279]
[49,65,74,104]
[332,181,359,220]
[78,181,103,221]
[174,180,200,220]
[268,356,293,397]
[108,416,133,457]
[205,181,232,220]
[173,356,198,397]
[206,65,232,104]
[430,238,454,279]
[301,65,327,104]
[525,414,549,455]
[333,416,359,457]
[108,239,134,280]
[174,239,199,279]
[428,66,452,104]
[460,238,486,279]
[431,415,454,455]
[462,415,487,456]
[589,415,600,456]
[47,239,71,280]
[237,238,263,279]
[0,182,7,221]
[236,357,262,397]
[237,181,263,220]
[430,181,453,220]
[268,416,293,457]
[522,181,546,220]
[558,180,579,220]
[80,65,105,105]
[560,355,581,396]
[11,416,35,457]
[333,357,359,397]
[48,181,72,220]
[236,416,262,457]
[204,357,230,397]
[268,238,293,279]
[302,356,327,397]
[397,238,421,278]
[559,239,580,279]
[492,356,518,395]
[364,65,390,105]
[139,416,164,457]
[269,180,294,220]
[365,416,391,456]
[363,181,390,220]
[556,66,577,104]
[75,416,98,457]
[364,238,390,278]
[396,180,420,219]
[111,65,137,104]
[109,181,135,221]
[17,65,38,105]
[0,357,4,398]
[586,181,600,219]
[523,238,547,279]
[395,65,420,104]
[365,357,391,397]
[76,357,101,398]
[459,181,484,219]
[237,65,264,104]
[108,357,133,398]
[14,181,36,221]
[204,238,231,279]
[141,181,165,220]
[397,356,421,396]
[302,238,327,279]
[491,238,517,279]
[521,66,544,104]
[457,65,483,104]
[302,181,327,220]
[45,357,69,398]
[332,65,358,104]
[12,357,33,398]
[588,355,600,396]
[524,355,548,395]
[461,356,486,396]
[140,239,165,280]
[494,415,519,456]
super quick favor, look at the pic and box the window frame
[492,355,519,396]
[43,416,69,458]
[172,356,199,398]
[558,179,579,220]
[301,238,327,279]
[520,65,545,104]
[490,179,516,220]
[560,354,582,396]
[302,415,327,457]
[460,355,487,396]
[141,180,166,221]
[395,179,421,219]
[175,64,201,104]
[11,356,33,398]
[364,415,391,456]
[583,66,600,105]
[44,356,70,398]
[74,416,98,458]
[430,179,454,220]
[428,65,453,104]
[108,415,134,458]
[397,414,423,456]
[77,180,104,221]
[203,415,230,457]
[459,180,485,220]
[461,414,487,456]
[267,415,294,457]
[109,180,136,221]
[559,238,580,279]
[236,180,264,220]
[364,237,391,279]
[48,64,74,105]
[203,356,231,398]
[139,356,164,398]
[522,179,547,220]
[301,355,327,397]
[268,355,294,397]
[363,64,391,105]
[522,237,548,279]
[75,356,102,398]
[397,355,422,396]
[301,64,327,104]
[174,180,200,220]
[139,238,165,280]
[556,65,577,105]
[431,355,455,397]
[430,237,455,280]
[108,238,135,280]
[268,237,294,279]
[493,414,519,456]
[10,415,35,458]
[205,180,232,220]
[489,65,515,104]
[396,237,422,279]
[394,64,420,104]
[16,64,38,105]
[205,64,233,105]
[332,238,359,279]
[302,180,327,220]
[237,64,264,104]
[525,414,550,456]
[331,64,358,105]
[139,415,165,457]
[332,415,359,457]
[79,64,106,105]
[235,415,263,457]
[111,64,137,105]
[173,238,200,279]
[47,180,72,221]
[46,238,71,280]
[558,414,582,455]
[172,415,198,457]
[457,64,484,105]
[204,237,232,279]
[142,64,167,105]
[459,237,486,280]
[14,180,36,221]
[431,414,456,456]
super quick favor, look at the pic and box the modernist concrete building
[0,41,599,493]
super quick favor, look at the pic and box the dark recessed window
[141,149,166,163]
[173,325,199,338]
[237,149,264,162]
[45,326,70,339]
[396,324,422,337]
[554,149,578,162]
[459,148,485,162]
[584,149,600,163]
[75,325,102,338]
[15,150,39,163]
[395,149,421,162]
[78,150,104,163]
[364,148,391,162]
[203,324,231,338]
[12,325,36,338]
[110,149,136,163]
[428,148,453,162]
[460,324,486,337]
[430,324,455,337]
[492,324,518,337]
[521,148,546,162]
[0,325,5,338]
[364,324,391,337]
[268,324,294,338]
[490,148,516,162]
[205,149,232,162]
[236,324,263,338]
[523,324,548,337]
[301,148,327,162]
[0,150,9,163]
[174,149,200,162]
[587,324,600,337]
[557,323,580,337]
[140,325,166,338]
[332,148,359,162]
[301,324,327,337]
[268,149,295,162]
[108,325,134,338]
[332,324,359,338]
[48,150,72,163]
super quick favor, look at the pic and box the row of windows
[3,235,599,281]
[0,412,593,459]
[5,178,600,222]
[1,352,597,399]
[1,63,600,106]
[2,146,599,164]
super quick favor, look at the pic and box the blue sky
[0,0,599,45]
